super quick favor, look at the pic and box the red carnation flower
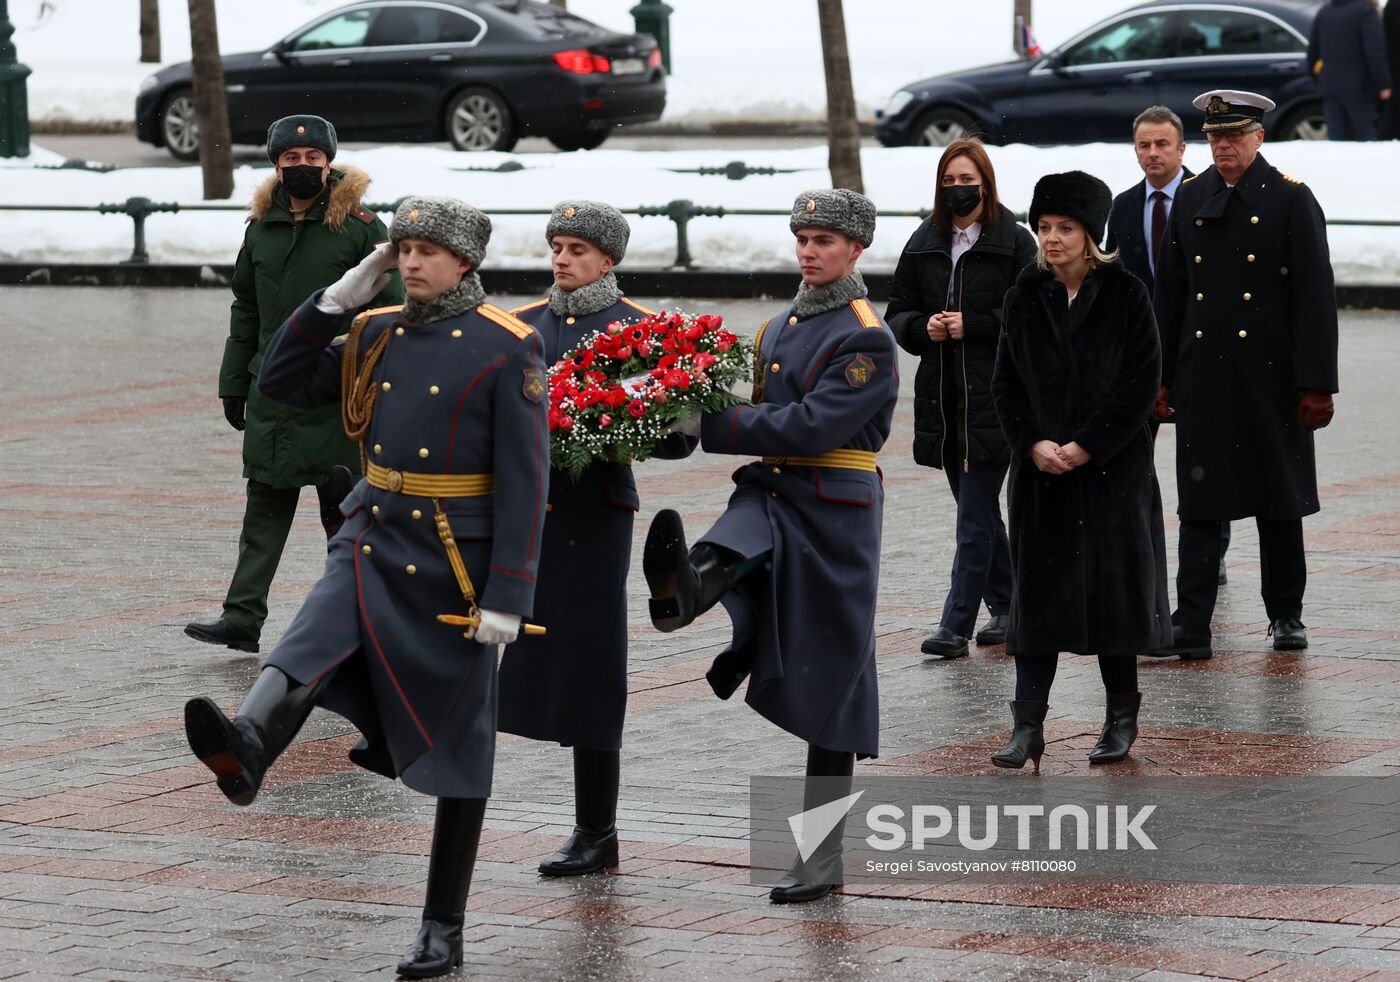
[627,400,647,419]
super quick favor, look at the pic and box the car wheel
[445,88,517,152]
[913,107,980,147]
[161,90,201,162]
[548,130,610,152]
[1277,103,1327,141]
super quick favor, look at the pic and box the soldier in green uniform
[186,114,402,654]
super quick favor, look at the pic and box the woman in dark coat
[501,201,694,877]
[886,138,1037,660]
[990,171,1172,770]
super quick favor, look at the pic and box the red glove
[1151,386,1173,422]
[1297,390,1334,430]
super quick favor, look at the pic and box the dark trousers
[1013,654,1137,703]
[1174,517,1306,638]
[1152,421,1231,560]
[938,455,1012,637]
[223,478,341,639]
[1324,95,1379,141]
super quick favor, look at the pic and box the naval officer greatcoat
[256,290,549,798]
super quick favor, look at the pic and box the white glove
[661,413,702,438]
[474,609,522,646]
[318,241,397,314]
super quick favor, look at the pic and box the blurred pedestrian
[184,196,548,979]
[990,171,1170,771]
[1308,0,1392,140]
[885,138,1036,660]
[498,201,694,878]
[1151,90,1338,661]
[186,114,401,654]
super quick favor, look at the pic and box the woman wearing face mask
[885,138,1036,661]
[989,171,1171,770]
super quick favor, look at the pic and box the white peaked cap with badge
[1193,89,1277,131]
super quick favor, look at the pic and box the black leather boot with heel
[990,700,1049,773]
[539,748,620,876]
[398,796,487,979]
[1087,691,1141,764]
[770,745,856,904]
[184,667,326,806]
[644,509,752,633]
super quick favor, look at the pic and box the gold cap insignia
[1207,96,1229,116]
[564,206,576,218]
[296,124,306,134]
[408,208,420,221]
[805,198,817,214]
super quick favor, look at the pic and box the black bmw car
[136,0,666,159]
[876,0,1326,147]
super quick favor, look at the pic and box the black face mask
[942,184,983,218]
[281,164,327,200]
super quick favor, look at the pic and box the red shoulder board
[351,209,376,225]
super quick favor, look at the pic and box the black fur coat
[992,261,1172,657]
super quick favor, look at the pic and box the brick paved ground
[3,286,1399,981]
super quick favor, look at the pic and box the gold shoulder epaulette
[621,297,657,317]
[509,299,549,316]
[478,303,535,340]
[351,304,404,332]
[1280,171,1304,185]
[850,297,881,329]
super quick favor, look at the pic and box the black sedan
[136,0,666,160]
[876,0,1326,146]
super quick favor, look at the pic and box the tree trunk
[816,0,862,193]
[549,0,567,7]
[140,0,160,63]
[187,0,233,199]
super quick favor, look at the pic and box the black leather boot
[184,617,259,653]
[990,700,1048,773]
[184,667,324,806]
[539,748,620,876]
[1147,624,1212,661]
[317,464,357,541]
[1270,617,1308,651]
[644,509,750,633]
[770,745,854,905]
[920,626,969,659]
[1088,691,1141,764]
[398,797,486,980]
[974,615,1010,646]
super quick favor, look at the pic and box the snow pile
[2,140,1397,285]
[9,0,1137,128]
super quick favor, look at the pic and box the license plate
[611,58,645,75]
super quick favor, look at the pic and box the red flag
[1023,24,1043,59]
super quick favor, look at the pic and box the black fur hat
[1028,171,1113,245]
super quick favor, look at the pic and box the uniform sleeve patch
[523,368,547,403]
[845,353,876,388]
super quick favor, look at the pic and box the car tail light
[553,48,611,74]
[647,48,662,69]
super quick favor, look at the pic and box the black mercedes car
[876,0,1326,146]
[136,0,666,159]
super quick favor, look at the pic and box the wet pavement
[2,286,1399,980]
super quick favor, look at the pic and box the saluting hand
[319,241,398,314]
[927,313,949,342]
[1031,440,1074,475]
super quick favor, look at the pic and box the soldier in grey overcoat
[643,190,899,904]
[182,197,548,980]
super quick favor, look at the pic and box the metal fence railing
[1,196,1397,268]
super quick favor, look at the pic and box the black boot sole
[183,697,260,807]
[644,509,690,632]
[396,953,463,980]
[769,882,837,904]
[974,633,1007,646]
[183,624,259,653]
[1272,637,1308,651]
[538,834,619,877]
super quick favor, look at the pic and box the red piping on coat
[353,525,433,748]
[443,356,507,471]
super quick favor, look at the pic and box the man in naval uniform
[1151,90,1338,661]
[499,200,693,878]
[643,188,899,904]
[182,196,548,979]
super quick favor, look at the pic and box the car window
[288,9,374,52]
[1062,13,1173,67]
[1171,10,1304,57]
[365,6,484,46]
[480,0,609,39]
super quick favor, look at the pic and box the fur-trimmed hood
[248,164,372,230]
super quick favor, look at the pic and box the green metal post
[0,0,32,157]
[629,0,673,74]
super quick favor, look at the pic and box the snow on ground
[10,0,1138,127]
[3,140,1397,285]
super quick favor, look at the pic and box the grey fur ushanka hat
[546,200,630,262]
[266,114,337,163]
[789,188,877,247]
[390,196,492,270]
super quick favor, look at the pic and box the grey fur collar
[402,272,486,324]
[548,271,623,316]
[793,271,867,318]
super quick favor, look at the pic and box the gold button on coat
[362,544,372,554]
[1195,219,1203,227]
[566,316,576,325]
[406,565,416,575]
[1247,254,1256,262]
[770,363,780,372]
[1238,330,1248,338]
[772,466,781,474]
[373,443,382,453]
[452,329,462,338]
[1194,255,1202,264]
[381,381,392,392]
[395,327,404,336]
[418,448,430,458]
[411,509,422,520]
[429,385,440,395]
[1251,216,1259,224]
[1243,292,1252,301]
[371,505,380,515]
[1195,330,1203,339]
[1196,293,1204,301]
[788,316,798,324]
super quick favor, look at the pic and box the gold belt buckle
[385,468,404,493]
